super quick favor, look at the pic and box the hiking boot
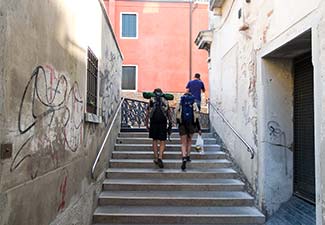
[157,158,164,168]
[181,157,187,171]
[186,156,191,162]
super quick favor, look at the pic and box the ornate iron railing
[121,98,210,130]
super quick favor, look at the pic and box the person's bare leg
[159,141,166,159]
[156,140,165,168]
[186,134,193,160]
[181,135,188,170]
[180,135,188,157]
[153,140,158,163]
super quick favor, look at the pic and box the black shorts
[149,122,167,141]
[178,123,196,136]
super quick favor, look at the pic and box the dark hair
[153,88,163,94]
[194,73,200,79]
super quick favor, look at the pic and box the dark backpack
[150,93,168,123]
[180,94,195,124]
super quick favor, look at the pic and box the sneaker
[157,158,164,168]
[181,158,187,171]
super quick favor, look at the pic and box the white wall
[258,58,294,215]
[209,0,322,218]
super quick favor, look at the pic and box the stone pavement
[266,196,315,225]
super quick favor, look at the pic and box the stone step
[109,159,231,169]
[94,224,262,225]
[93,132,265,225]
[93,206,265,224]
[118,132,215,138]
[115,143,220,151]
[103,178,245,191]
[116,137,217,144]
[112,150,226,159]
[106,168,237,179]
[98,191,254,206]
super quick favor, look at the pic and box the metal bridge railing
[121,98,210,131]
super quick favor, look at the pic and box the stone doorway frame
[256,12,321,223]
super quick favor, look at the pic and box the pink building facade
[104,0,209,102]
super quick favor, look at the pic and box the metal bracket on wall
[1,143,13,159]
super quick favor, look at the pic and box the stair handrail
[208,101,255,159]
[91,97,125,179]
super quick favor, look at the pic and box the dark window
[87,48,98,114]
[121,13,137,38]
[122,66,136,90]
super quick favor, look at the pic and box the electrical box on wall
[1,143,13,159]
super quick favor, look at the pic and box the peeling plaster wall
[245,0,321,50]
[0,0,122,224]
[259,58,294,215]
[209,0,258,189]
[209,0,322,219]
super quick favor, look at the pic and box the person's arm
[167,106,172,136]
[186,81,190,93]
[201,82,206,93]
[175,102,181,125]
[145,100,152,130]
[196,118,202,135]
[145,108,150,130]
[193,101,201,134]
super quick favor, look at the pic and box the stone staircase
[93,132,265,225]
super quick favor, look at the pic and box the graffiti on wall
[267,121,286,145]
[57,168,69,212]
[11,65,83,174]
[100,51,120,126]
[264,120,291,175]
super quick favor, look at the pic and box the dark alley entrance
[293,51,315,203]
[261,29,316,224]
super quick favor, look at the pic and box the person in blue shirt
[186,73,205,111]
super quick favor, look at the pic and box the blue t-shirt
[186,79,205,101]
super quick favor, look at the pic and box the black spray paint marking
[12,65,83,172]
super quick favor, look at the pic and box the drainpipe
[189,0,193,81]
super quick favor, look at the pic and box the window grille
[87,48,98,114]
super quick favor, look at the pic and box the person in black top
[145,88,172,168]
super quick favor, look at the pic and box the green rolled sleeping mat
[142,92,174,100]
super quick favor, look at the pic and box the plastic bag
[195,134,204,153]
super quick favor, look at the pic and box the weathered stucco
[209,0,259,190]
[208,0,324,221]
[0,1,6,189]
[258,58,294,215]
[0,0,122,224]
[316,2,325,224]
